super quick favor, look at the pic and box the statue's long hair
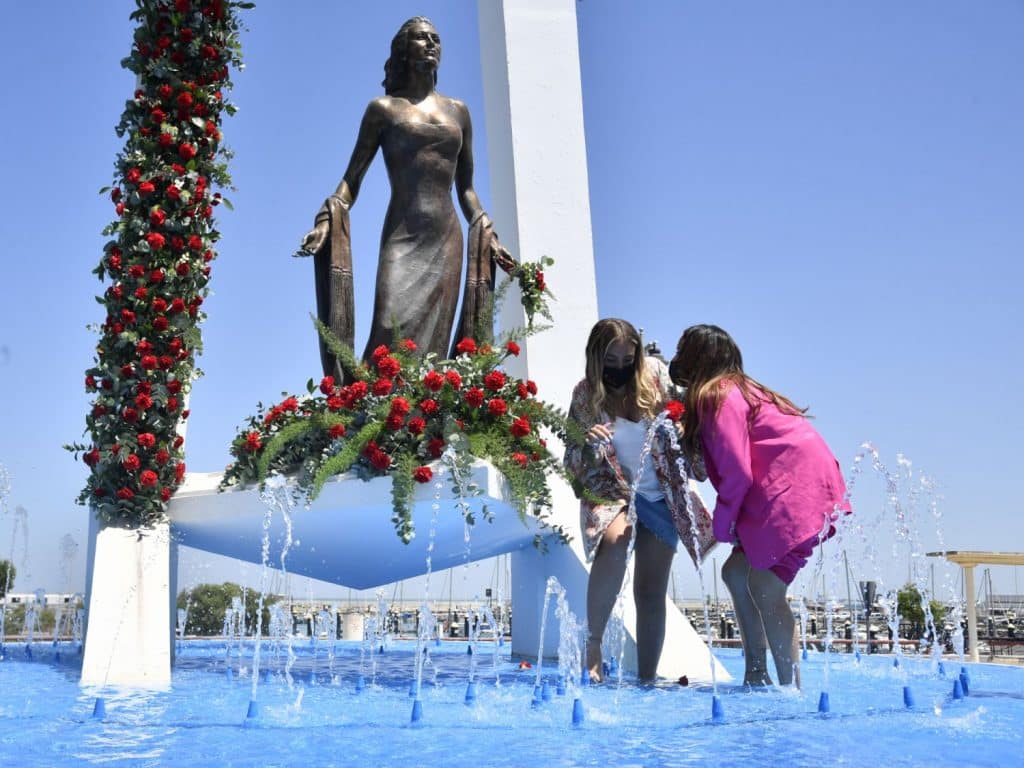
[584,318,660,420]
[383,17,439,95]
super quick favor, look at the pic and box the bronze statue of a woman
[299,17,513,379]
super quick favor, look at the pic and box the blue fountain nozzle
[245,699,259,720]
[801,648,808,661]
[541,680,553,701]
[498,637,505,647]
[608,657,619,674]
[952,677,964,700]
[355,674,366,693]
[260,667,270,683]
[465,681,478,705]
[24,644,32,660]
[937,660,946,677]
[410,699,423,723]
[225,666,234,681]
[556,677,567,696]
[580,669,590,687]
[958,668,970,696]
[409,680,419,698]
[893,657,900,668]
[817,691,830,714]
[903,685,915,709]
[531,684,543,709]
[711,695,725,723]
[92,697,106,720]
[467,644,473,655]
[854,649,861,663]
[571,697,585,727]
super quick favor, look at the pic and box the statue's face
[406,22,441,71]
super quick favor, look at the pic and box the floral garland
[65,0,248,527]
[221,322,584,545]
[502,255,555,329]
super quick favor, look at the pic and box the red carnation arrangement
[66,0,246,527]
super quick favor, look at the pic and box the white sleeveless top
[611,417,664,502]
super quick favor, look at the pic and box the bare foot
[586,642,603,683]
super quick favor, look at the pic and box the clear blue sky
[0,1,1021,601]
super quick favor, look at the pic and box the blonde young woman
[564,318,714,682]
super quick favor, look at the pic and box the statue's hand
[492,239,516,274]
[298,221,329,257]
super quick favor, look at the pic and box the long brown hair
[584,318,660,419]
[669,325,807,463]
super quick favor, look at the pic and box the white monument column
[477,0,728,682]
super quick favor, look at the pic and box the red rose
[167,379,182,394]
[111,188,122,202]
[245,431,261,452]
[134,286,148,300]
[129,264,146,278]
[120,309,136,325]
[427,437,445,458]
[120,364,134,378]
[377,356,401,378]
[93,487,107,498]
[385,413,404,431]
[505,341,521,356]
[455,338,477,355]
[108,252,122,271]
[465,387,485,408]
[328,423,346,439]
[122,453,141,472]
[150,269,165,284]
[152,298,168,312]
[419,398,439,416]
[517,382,529,399]
[153,316,170,332]
[85,375,97,391]
[319,376,335,395]
[445,370,462,390]
[510,416,531,438]
[116,487,135,501]
[138,181,155,196]
[84,447,101,467]
[92,404,107,418]
[372,378,393,396]
[166,397,179,412]
[407,417,426,435]
[171,163,186,176]
[138,432,156,449]
[155,449,170,465]
[150,107,167,124]
[371,344,390,361]
[281,396,299,412]
[157,83,172,99]
[146,232,166,251]
[203,249,215,262]
[536,271,546,291]
[166,184,180,200]
[169,297,186,314]
[136,381,151,395]
[664,400,685,422]
[171,236,185,252]
[423,371,444,392]
[178,143,197,160]
[526,380,538,395]
[400,339,418,352]
[510,452,529,467]
[176,92,194,110]
[160,487,172,502]
[174,462,186,483]
[348,381,369,402]
[413,466,433,484]
[484,371,507,391]
[122,407,139,423]
[326,395,344,411]
[126,167,142,184]
[140,470,159,487]
[389,396,411,416]
[110,444,121,455]
[488,398,508,417]
[141,355,158,370]
[173,436,184,449]
[135,393,153,410]
[363,442,391,472]
[148,208,166,227]
[115,202,125,216]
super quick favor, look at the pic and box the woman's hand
[298,221,329,256]
[586,423,613,446]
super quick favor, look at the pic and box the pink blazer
[701,383,851,570]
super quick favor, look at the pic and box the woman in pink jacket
[669,324,851,687]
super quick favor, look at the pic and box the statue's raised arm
[298,17,515,379]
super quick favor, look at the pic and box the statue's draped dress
[362,118,464,361]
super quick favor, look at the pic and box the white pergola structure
[928,550,1024,663]
[81,0,728,688]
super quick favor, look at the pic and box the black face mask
[602,364,634,389]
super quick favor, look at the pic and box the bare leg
[586,511,630,681]
[632,525,675,682]
[748,566,799,687]
[721,549,773,686]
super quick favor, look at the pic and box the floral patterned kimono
[564,358,717,565]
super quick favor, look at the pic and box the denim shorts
[633,494,678,550]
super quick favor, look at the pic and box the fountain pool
[1,641,1021,767]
